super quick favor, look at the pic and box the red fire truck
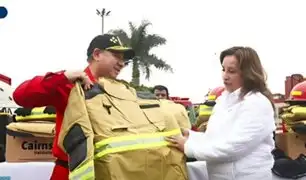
[0,74,11,85]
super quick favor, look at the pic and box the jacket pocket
[110,125,130,135]
[172,164,188,180]
[87,95,132,139]
[166,149,188,180]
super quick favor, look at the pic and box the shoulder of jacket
[107,79,135,90]
[114,79,130,86]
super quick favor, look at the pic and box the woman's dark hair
[220,46,275,109]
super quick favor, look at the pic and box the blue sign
[0,7,8,19]
[0,176,11,180]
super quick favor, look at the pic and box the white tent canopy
[0,81,19,109]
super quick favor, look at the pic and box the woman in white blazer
[167,46,276,180]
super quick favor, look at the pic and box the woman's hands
[166,128,190,152]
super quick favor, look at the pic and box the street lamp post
[96,8,111,34]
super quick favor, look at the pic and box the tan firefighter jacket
[6,122,55,137]
[159,99,191,129]
[6,106,56,138]
[58,78,188,180]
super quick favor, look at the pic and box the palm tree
[108,20,173,86]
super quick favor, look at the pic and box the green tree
[109,20,173,86]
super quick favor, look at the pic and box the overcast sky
[1,0,306,102]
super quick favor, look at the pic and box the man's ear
[92,48,102,60]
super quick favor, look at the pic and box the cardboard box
[5,135,55,162]
[275,133,306,159]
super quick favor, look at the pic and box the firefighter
[195,86,224,131]
[12,34,135,180]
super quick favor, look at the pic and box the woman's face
[222,55,243,92]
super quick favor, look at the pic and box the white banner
[0,162,54,180]
[1,161,304,180]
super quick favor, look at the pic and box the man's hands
[64,71,93,90]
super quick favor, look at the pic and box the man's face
[92,49,125,78]
[154,89,168,99]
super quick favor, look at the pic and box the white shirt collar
[223,88,241,98]
[220,88,242,107]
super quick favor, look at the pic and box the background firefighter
[195,86,225,132]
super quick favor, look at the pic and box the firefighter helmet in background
[285,81,306,134]
[195,86,225,132]
[287,81,306,104]
[207,86,225,101]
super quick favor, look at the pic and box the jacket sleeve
[57,82,95,180]
[184,96,276,162]
[13,71,70,108]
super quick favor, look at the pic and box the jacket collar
[84,66,97,83]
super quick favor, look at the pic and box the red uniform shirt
[13,67,96,161]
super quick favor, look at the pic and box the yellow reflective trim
[106,46,131,51]
[199,112,212,116]
[0,112,9,115]
[95,128,180,147]
[199,105,208,109]
[95,141,170,159]
[199,105,212,110]
[31,107,45,114]
[199,105,213,116]
[69,160,95,180]
[15,114,56,121]
[15,107,56,121]
[291,90,302,96]
[94,128,181,159]
[207,95,216,100]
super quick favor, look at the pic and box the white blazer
[184,89,276,180]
